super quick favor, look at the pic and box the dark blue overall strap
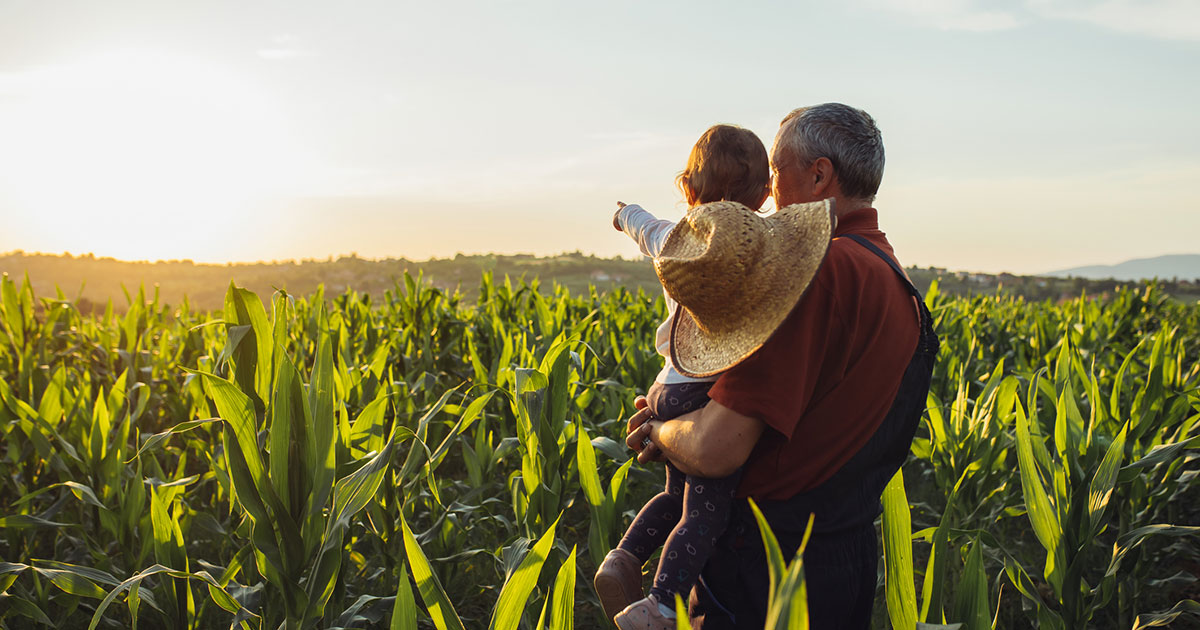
[840,233,919,298]
[840,232,937,353]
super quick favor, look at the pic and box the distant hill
[1045,254,1200,281]
[2,251,1198,313]
[0,251,664,313]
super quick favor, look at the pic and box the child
[595,124,771,629]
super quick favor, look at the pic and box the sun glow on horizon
[0,50,320,262]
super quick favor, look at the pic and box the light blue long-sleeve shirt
[616,204,719,385]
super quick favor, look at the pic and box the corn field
[0,271,1197,630]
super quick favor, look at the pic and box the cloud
[256,48,317,61]
[1026,0,1200,42]
[869,0,1023,32]
[869,0,1200,40]
[256,34,317,61]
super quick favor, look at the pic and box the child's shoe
[593,548,643,621]
[614,595,676,630]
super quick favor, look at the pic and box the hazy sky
[1,0,1197,274]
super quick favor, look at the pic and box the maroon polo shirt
[708,208,919,500]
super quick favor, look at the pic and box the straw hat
[654,199,835,377]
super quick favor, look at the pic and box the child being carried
[596,124,834,629]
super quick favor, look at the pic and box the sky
[0,0,1197,274]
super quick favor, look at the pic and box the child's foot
[593,548,644,621]
[614,595,677,630]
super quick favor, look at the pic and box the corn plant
[3,272,1198,629]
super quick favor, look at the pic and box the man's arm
[626,397,763,478]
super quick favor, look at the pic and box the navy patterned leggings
[617,380,743,604]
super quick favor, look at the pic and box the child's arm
[613,202,676,258]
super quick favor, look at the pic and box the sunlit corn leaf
[87,565,258,630]
[491,514,560,630]
[882,469,917,630]
[546,545,576,630]
[390,562,417,630]
[400,512,465,630]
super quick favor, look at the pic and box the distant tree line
[1,251,1195,314]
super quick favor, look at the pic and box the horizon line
[3,248,1199,279]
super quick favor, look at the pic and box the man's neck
[832,197,872,221]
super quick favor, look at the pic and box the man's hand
[625,396,665,464]
[630,399,765,477]
[613,201,626,231]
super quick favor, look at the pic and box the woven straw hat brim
[664,199,834,378]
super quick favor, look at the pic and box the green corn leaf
[748,499,787,603]
[575,423,609,566]
[398,388,458,482]
[194,369,304,572]
[1119,435,1200,478]
[1086,422,1128,536]
[37,567,107,599]
[534,594,550,630]
[0,515,75,529]
[547,545,576,630]
[951,540,991,630]
[305,424,414,621]
[607,459,634,520]
[427,391,493,472]
[1,274,25,348]
[191,370,269,517]
[349,391,390,459]
[882,469,917,630]
[87,565,258,630]
[224,284,274,404]
[269,349,300,519]
[149,487,186,571]
[390,562,418,630]
[400,513,466,630]
[491,514,561,630]
[575,424,604,509]
[3,595,55,626]
[12,481,106,512]
[130,579,144,629]
[754,502,813,630]
[1013,400,1064,594]
[307,333,337,516]
[128,418,221,463]
[919,485,954,624]
[1131,599,1200,630]
[31,561,122,589]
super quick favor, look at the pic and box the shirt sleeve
[616,204,677,258]
[707,275,843,441]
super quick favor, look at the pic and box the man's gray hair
[773,103,885,202]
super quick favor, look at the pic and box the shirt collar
[833,208,878,236]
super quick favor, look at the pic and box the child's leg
[647,468,744,604]
[616,379,710,563]
[616,462,685,561]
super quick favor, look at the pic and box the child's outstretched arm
[613,202,677,258]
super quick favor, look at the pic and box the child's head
[676,124,770,210]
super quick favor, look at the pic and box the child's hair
[675,124,769,209]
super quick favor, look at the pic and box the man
[625,103,938,629]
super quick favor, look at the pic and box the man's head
[770,103,884,211]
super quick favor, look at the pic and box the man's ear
[811,157,836,197]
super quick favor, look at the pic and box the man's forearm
[649,401,763,478]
